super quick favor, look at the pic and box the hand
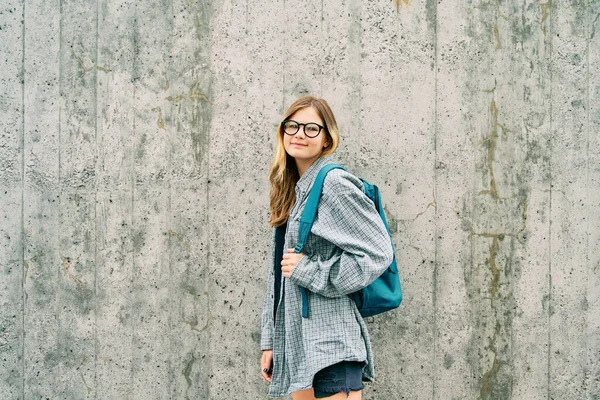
[281,248,304,278]
[260,350,273,382]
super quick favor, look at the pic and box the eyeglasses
[281,120,325,138]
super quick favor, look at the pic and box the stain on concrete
[414,195,437,219]
[71,49,93,74]
[480,323,504,399]
[165,80,212,104]
[539,1,552,36]
[59,251,83,287]
[489,236,500,297]
[198,307,212,334]
[177,76,212,167]
[161,71,169,91]
[81,372,92,393]
[394,0,410,12]
[151,106,166,130]
[183,354,196,388]
[168,229,197,255]
[250,330,260,344]
[494,23,502,50]
[181,315,202,332]
[23,257,32,284]
[590,12,600,39]
[395,182,403,195]
[425,0,436,34]
[480,97,517,198]
[383,204,399,234]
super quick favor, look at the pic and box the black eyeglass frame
[281,119,326,138]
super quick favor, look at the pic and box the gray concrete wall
[0,0,598,399]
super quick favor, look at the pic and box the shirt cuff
[288,254,314,288]
[260,335,273,351]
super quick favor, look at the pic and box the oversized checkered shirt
[260,155,394,397]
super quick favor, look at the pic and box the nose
[293,125,307,138]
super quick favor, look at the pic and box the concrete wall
[0,0,598,399]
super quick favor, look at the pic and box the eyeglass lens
[283,121,321,138]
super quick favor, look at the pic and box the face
[283,107,330,165]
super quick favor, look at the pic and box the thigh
[312,361,365,399]
[291,387,362,400]
[291,388,316,400]
[315,390,362,399]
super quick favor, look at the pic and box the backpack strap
[295,163,346,318]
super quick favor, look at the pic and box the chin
[286,148,304,156]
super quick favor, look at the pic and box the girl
[260,96,394,399]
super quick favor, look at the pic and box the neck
[295,155,320,177]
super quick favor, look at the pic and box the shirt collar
[295,155,335,194]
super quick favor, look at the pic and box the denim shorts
[312,361,366,399]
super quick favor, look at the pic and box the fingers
[281,265,292,278]
[261,369,272,382]
[281,254,293,278]
[281,250,304,278]
[281,250,304,262]
[260,351,273,382]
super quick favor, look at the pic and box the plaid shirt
[260,155,394,397]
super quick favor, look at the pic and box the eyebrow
[287,119,323,125]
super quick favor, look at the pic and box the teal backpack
[294,163,403,318]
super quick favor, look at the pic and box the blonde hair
[268,96,340,227]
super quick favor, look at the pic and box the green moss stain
[539,1,552,36]
[161,71,169,91]
[494,23,502,49]
[461,197,528,399]
[165,78,212,167]
[591,13,600,39]
[165,80,212,104]
[425,0,436,34]
[183,355,196,388]
[479,99,510,200]
[394,0,410,12]
[480,322,505,399]
[96,65,112,73]
[489,236,500,298]
[151,106,166,130]
[59,251,83,287]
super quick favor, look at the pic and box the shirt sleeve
[288,171,394,298]
[260,228,276,350]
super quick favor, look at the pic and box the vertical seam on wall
[167,1,174,397]
[282,0,286,111]
[206,3,213,396]
[468,4,477,390]
[21,0,26,397]
[130,5,137,389]
[358,1,363,177]
[432,0,438,398]
[243,0,249,389]
[320,0,323,95]
[57,0,63,393]
[585,1,590,394]
[93,0,100,397]
[547,0,553,397]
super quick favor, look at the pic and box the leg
[291,388,316,400]
[291,388,362,400]
[314,390,362,399]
